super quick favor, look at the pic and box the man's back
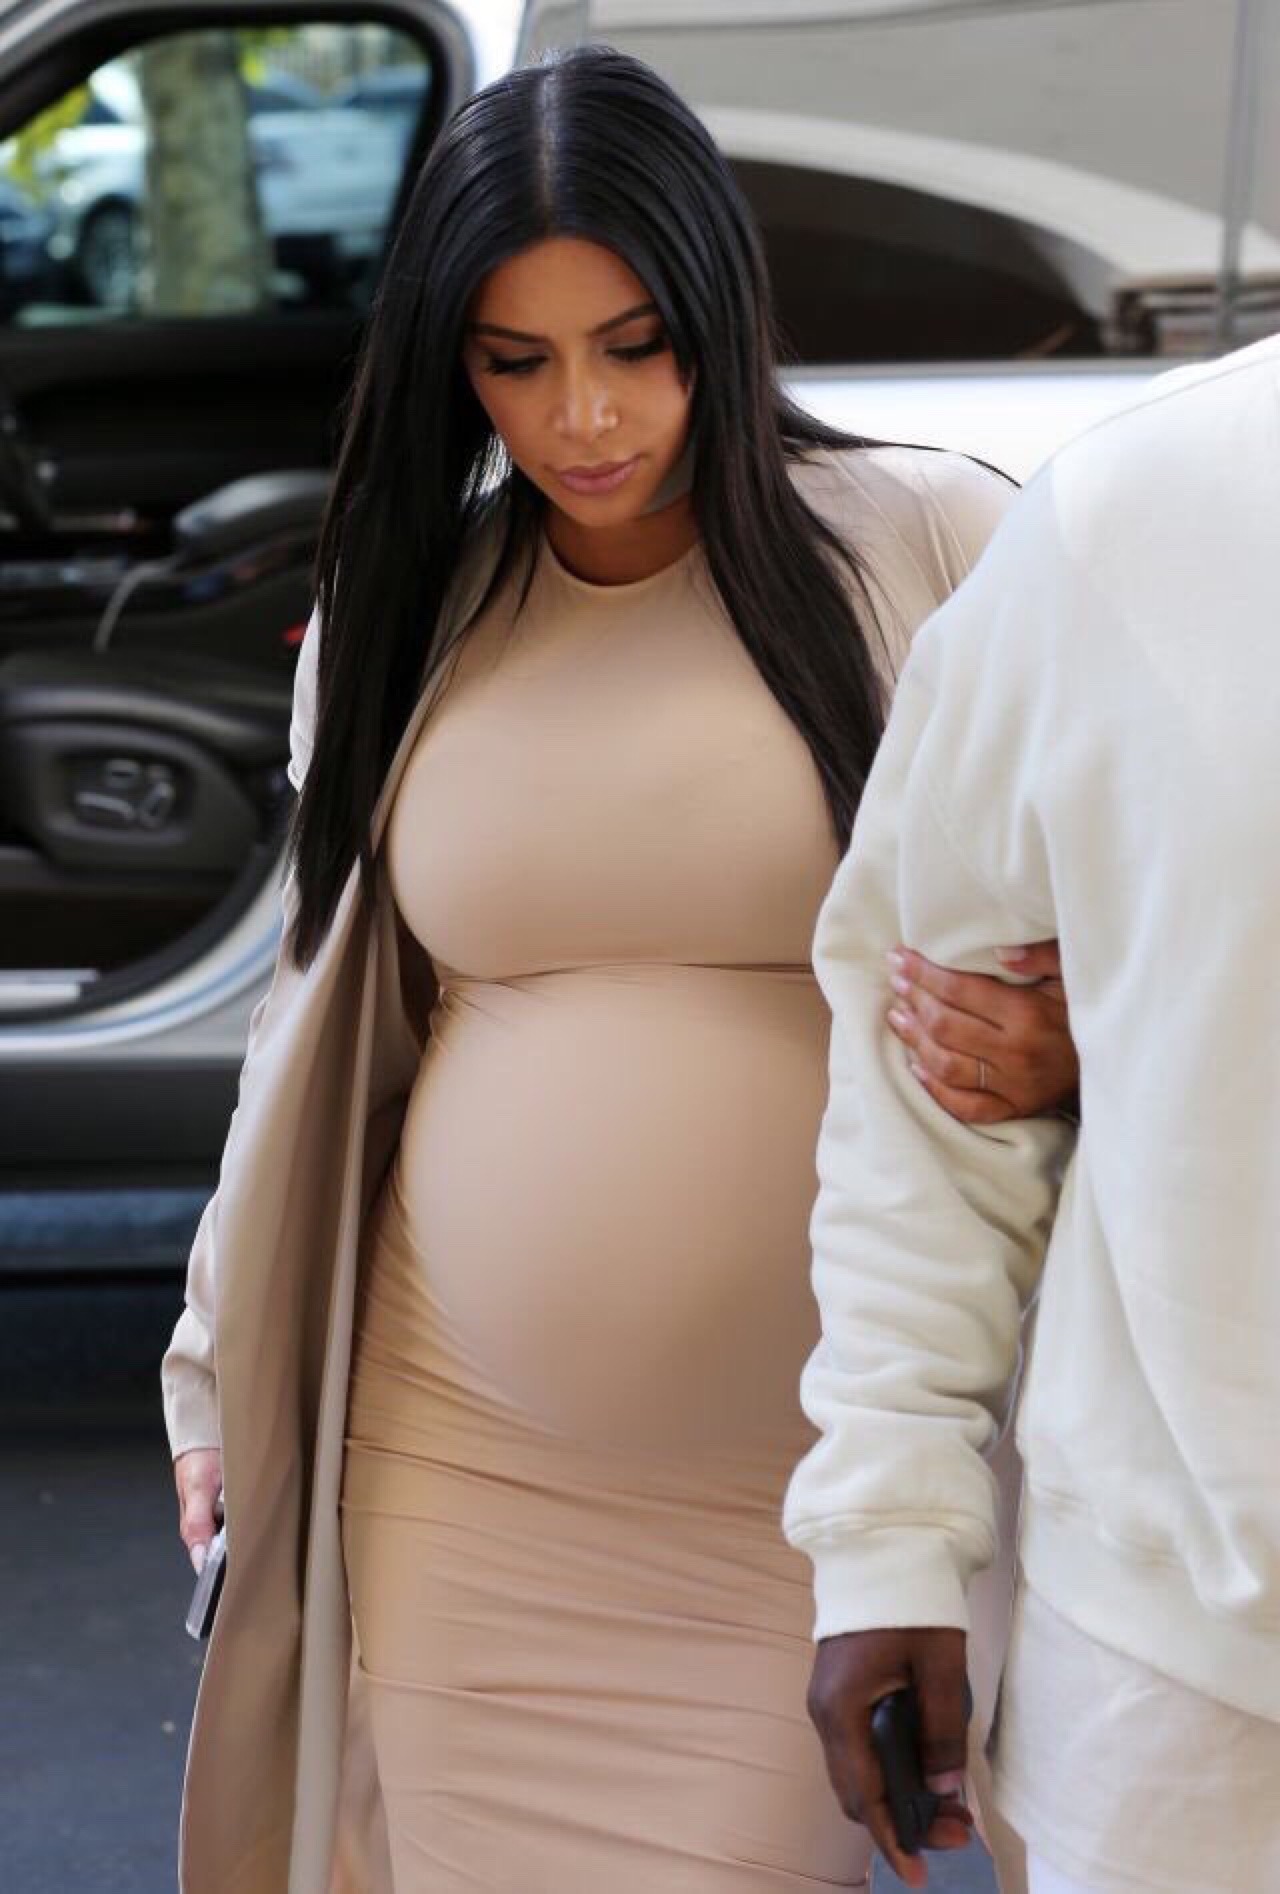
[1009,338,1280,1711]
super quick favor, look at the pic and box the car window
[0,21,432,324]
[597,0,1279,364]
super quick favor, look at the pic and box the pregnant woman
[165,46,1076,1894]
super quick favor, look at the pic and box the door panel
[0,16,439,1005]
[0,4,479,1218]
[0,312,361,518]
[0,646,292,1002]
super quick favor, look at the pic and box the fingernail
[995,947,1028,967]
[909,1060,927,1082]
[889,973,911,996]
[190,1542,207,1575]
[886,950,907,974]
[926,1769,967,1798]
[887,1008,909,1032]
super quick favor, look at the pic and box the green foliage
[3,85,92,195]
[237,27,293,87]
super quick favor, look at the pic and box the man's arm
[786,470,1077,1626]
[785,477,1078,1878]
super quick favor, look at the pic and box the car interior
[0,12,441,1029]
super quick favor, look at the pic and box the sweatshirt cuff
[805,1527,973,1643]
[163,1373,221,1462]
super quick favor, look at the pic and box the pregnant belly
[393,964,831,1449]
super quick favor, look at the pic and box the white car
[37,64,407,307]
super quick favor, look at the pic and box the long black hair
[287,43,887,969]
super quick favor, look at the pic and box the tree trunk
[134,32,273,315]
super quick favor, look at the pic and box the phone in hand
[870,1688,939,1855]
[185,1489,227,1642]
[869,1679,974,1856]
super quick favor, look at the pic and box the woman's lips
[555,456,640,496]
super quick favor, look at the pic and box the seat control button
[73,789,138,828]
[137,780,177,828]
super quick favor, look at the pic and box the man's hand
[806,1628,973,1888]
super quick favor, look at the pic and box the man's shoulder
[1046,335,1280,526]
[1129,331,1280,417]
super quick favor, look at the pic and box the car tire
[77,200,140,309]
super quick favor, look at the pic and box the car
[32,63,407,308]
[0,176,56,315]
[332,62,432,161]
[0,0,1273,1280]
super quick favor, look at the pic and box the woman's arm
[161,611,321,1473]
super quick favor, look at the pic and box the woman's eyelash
[484,354,543,377]
[482,335,668,377]
[609,336,667,362]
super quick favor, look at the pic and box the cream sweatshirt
[783,335,1280,1723]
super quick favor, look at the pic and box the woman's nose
[554,366,616,443]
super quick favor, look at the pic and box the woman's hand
[885,939,1077,1125]
[174,1446,223,1573]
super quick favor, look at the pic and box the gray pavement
[1,1279,199,1894]
[1,1278,996,1893]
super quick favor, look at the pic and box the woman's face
[463,236,693,529]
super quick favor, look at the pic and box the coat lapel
[181,522,504,1894]
[182,863,374,1894]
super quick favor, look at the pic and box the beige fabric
[160,530,499,1894]
[161,447,1016,1893]
[993,1583,1280,1893]
[341,533,862,1888]
[338,457,1018,1891]
[329,1658,394,1894]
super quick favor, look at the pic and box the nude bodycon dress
[338,446,1013,1891]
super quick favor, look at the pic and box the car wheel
[77,201,140,309]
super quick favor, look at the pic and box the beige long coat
[161,534,498,1894]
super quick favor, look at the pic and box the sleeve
[161,607,320,1459]
[782,471,1076,1639]
[828,447,1019,690]
[910,450,1020,592]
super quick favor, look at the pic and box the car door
[0,1,515,1274]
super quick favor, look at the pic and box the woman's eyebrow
[469,302,659,344]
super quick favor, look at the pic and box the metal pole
[1217,0,1270,351]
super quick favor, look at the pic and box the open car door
[0,1,527,1273]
